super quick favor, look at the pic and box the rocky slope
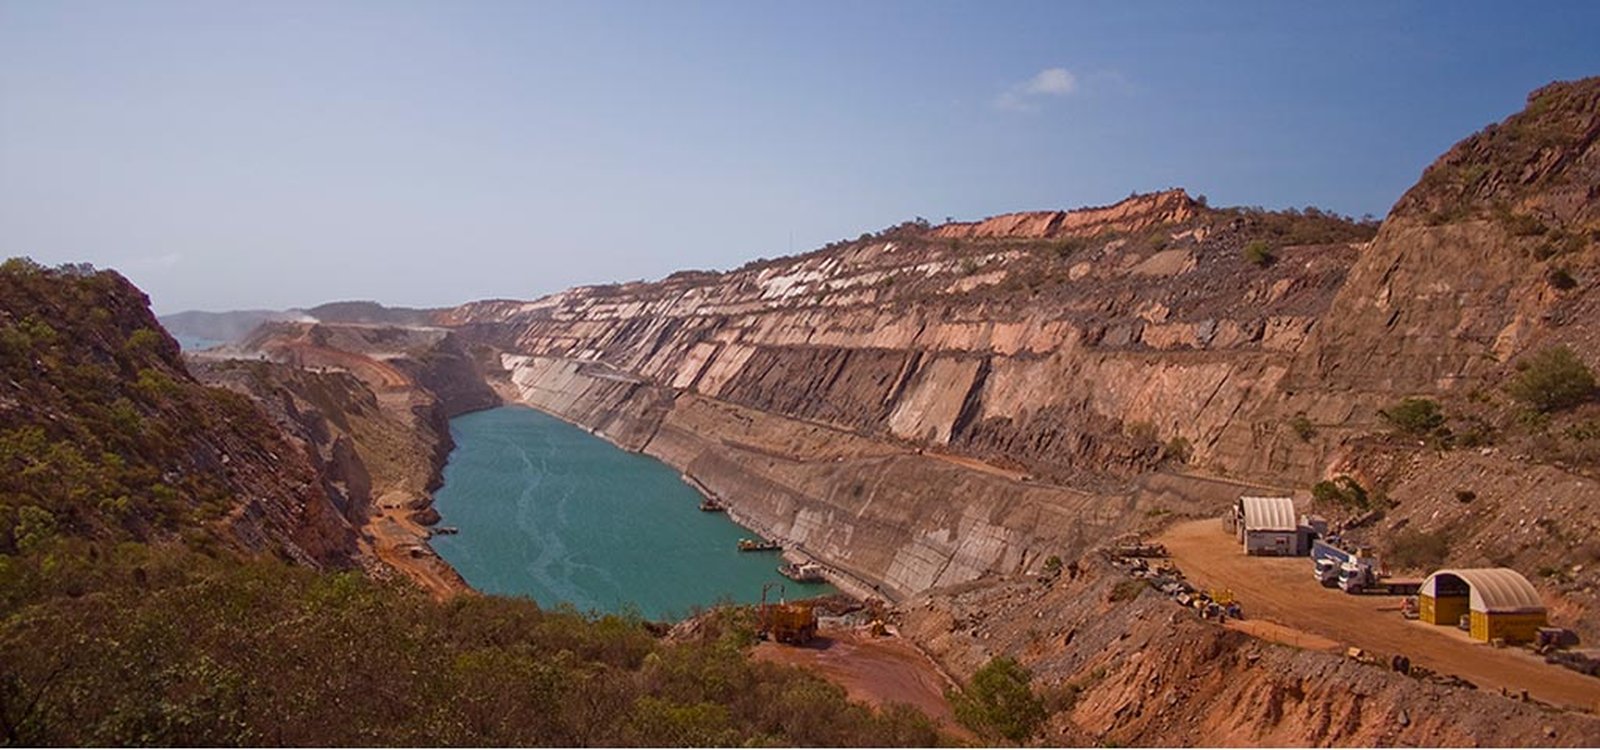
[898,561,1600,746]
[197,319,503,594]
[0,260,361,570]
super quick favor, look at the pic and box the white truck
[1312,539,1421,595]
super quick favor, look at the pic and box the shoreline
[416,397,878,614]
[496,391,893,606]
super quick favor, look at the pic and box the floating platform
[779,562,827,583]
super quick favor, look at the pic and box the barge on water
[738,538,782,552]
[778,562,827,583]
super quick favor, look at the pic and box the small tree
[1380,398,1445,436]
[1311,475,1369,510]
[951,656,1047,743]
[1508,346,1596,413]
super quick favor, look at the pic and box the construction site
[1131,500,1600,711]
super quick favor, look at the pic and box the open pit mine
[86,75,1600,744]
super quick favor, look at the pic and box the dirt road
[369,511,467,599]
[1159,519,1600,711]
[752,627,972,738]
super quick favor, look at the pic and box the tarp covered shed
[1235,496,1302,556]
[1419,568,1547,643]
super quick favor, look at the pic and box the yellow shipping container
[1419,594,1469,627]
[1469,610,1546,643]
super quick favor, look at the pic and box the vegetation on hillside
[1508,345,1596,413]
[1394,77,1600,228]
[0,258,285,555]
[0,547,944,746]
[948,656,1046,743]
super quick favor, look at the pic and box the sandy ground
[923,450,1031,482]
[367,508,467,599]
[1159,518,1600,711]
[752,627,974,739]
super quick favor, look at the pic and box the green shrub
[1311,475,1369,510]
[1380,397,1446,437]
[1164,436,1192,464]
[950,656,1047,743]
[1387,528,1451,570]
[1109,579,1146,602]
[1508,346,1596,413]
[1289,414,1316,441]
[1548,266,1578,290]
[1242,240,1275,267]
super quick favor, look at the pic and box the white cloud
[994,67,1080,111]
[1024,67,1078,95]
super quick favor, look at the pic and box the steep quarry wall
[501,353,1278,600]
[458,190,1362,490]
[449,191,1367,598]
[453,80,1600,633]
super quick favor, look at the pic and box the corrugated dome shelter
[1234,496,1302,556]
[1418,568,1547,643]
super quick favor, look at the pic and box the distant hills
[160,300,440,344]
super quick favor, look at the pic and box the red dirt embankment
[751,627,972,739]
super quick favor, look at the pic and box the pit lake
[429,405,833,619]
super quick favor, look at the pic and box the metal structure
[757,582,817,645]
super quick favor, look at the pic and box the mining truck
[758,583,817,645]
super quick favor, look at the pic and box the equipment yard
[1158,518,1600,712]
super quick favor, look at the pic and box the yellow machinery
[759,583,817,645]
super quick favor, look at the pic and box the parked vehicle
[1311,539,1420,594]
[1338,562,1422,595]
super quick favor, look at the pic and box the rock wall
[502,352,1279,599]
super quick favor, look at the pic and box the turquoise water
[172,334,226,351]
[429,406,833,619]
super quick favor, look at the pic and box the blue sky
[3,1,1598,313]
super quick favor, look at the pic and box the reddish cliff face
[432,189,1375,598]
[206,321,497,596]
[931,189,1200,240]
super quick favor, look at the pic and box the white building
[1233,496,1303,556]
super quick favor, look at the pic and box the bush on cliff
[950,656,1046,743]
[1242,240,1274,267]
[1380,397,1447,438]
[1311,475,1369,510]
[1508,345,1596,413]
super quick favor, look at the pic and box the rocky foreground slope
[0,260,362,570]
